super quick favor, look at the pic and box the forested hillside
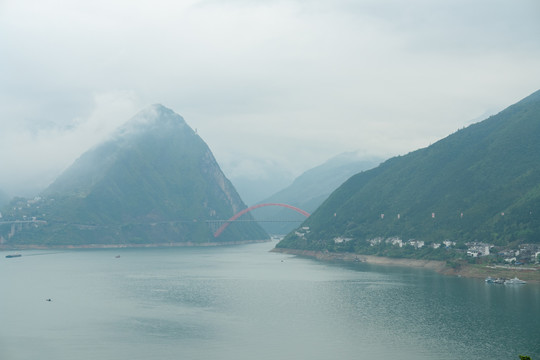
[278,89,540,255]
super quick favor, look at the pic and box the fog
[1,0,539,198]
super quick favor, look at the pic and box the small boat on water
[5,254,22,258]
[485,277,505,284]
[504,277,526,285]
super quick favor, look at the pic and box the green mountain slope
[252,153,382,234]
[278,89,540,252]
[2,105,268,246]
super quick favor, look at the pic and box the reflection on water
[1,242,539,360]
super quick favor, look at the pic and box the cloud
[0,91,140,196]
[1,0,539,197]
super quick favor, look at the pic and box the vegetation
[254,153,382,234]
[278,89,540,259]
[1,105,268,246]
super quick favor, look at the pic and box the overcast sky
[1,0,540,197]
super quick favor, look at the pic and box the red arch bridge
[208,203,310,238]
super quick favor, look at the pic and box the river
[1,241,538,360]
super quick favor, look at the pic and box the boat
[5,254,22,258]
[485,277,505,284]
[504,277,526,285]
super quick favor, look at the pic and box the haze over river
[1,241,538,360]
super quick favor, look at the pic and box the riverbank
[0,239,270,251]
[271,248,540,283]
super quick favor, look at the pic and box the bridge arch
[213,203,310,238]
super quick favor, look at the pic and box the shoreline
[0,239,270,251]
[271,248,540,283]
[3,241,538,283]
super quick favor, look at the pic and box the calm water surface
[1,241,539,360]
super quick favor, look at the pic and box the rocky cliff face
[5,105,268,246]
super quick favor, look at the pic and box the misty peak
[16,102,267,246]
[113,104,190,141]
[131,103,186,126]
[148,103,178,116]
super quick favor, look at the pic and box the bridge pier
[206,220,226,234]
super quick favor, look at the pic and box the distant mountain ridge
[2,105,268,246]
[253,153,382,234]
[0,189,8,209]
[278,89,540,251]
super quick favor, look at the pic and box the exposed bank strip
[271,248,540,283]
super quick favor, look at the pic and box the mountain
[229,168,294,206]
[0,189,9,209]
[252,153,383,234]
[278,89,540,252]
[2,105,268,246]
[0,189,8,204]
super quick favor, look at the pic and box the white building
[334,237,352,244]
[443,240,456,248]
[466,243,491,257]
[386,237,403,247]
[407,239,425,249]
[368,237,383,246]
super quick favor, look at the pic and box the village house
[466,242,492,257]
[294,226,311,238]
[517,244,540,263]
[386,237,403,247]
[334,237,352,244]
[407,239,425,249]
[368,237,383,246]
[497,250,518,263]
[443,240,456,248]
